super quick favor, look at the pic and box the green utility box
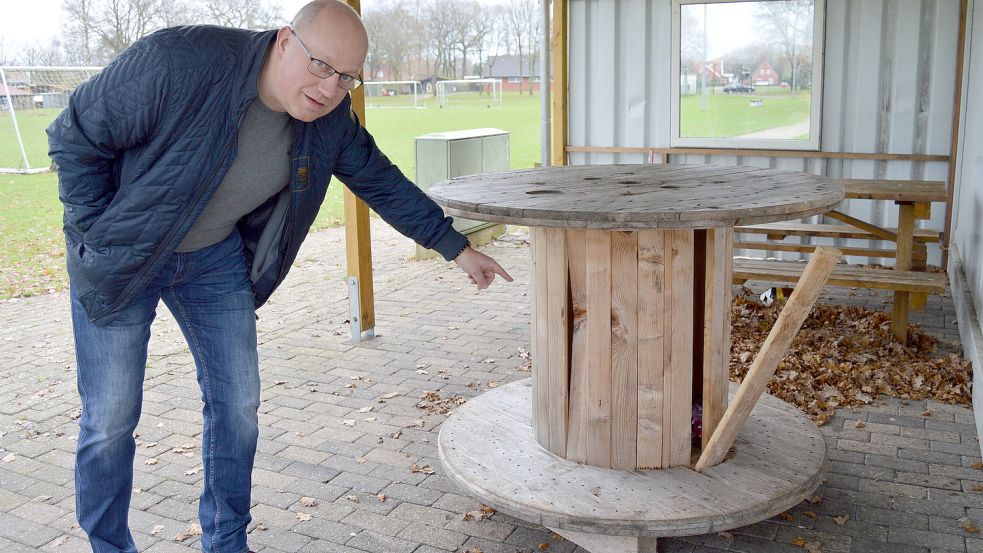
[414,128,509,259]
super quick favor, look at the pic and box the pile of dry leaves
[730,287,972,425]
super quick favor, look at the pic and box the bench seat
[735,222,941,243]
[732,257,946,294]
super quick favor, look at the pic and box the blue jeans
[71,231,260,553]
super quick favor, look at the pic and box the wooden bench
[733,257,947,295]
[733,179,947,340]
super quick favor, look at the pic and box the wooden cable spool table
[428,164,844,553]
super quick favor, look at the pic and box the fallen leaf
[172,524,202,542]
[359,406,373,413]
[296,513,313,522]
[346,495,359,502]
[410,464,436,474]
[1,453,16,463]
[144,458,158,466]
[854,420,865,429]
[960,517,981,533]
[538,542,550,550]
[32,495,53,503]
[834,515,849,525]
[803,510,818,519]
[299,497,318,507]
[380,392,399,400]
[970,483,983,492]
[377,494,387,502]
[184,467,202,476]
[342,419,357,427]
[779,511,794,521]
[151,525,164,536]
[49,535,69,548]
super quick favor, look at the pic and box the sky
[0,0,379,54]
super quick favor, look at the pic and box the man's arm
[47,38,170,240]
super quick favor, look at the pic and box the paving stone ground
[0,221,978,553]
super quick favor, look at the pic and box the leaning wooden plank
[545,227,570,457]
[695,247,841,472]
[530,227,551,448]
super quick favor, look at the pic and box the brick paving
[0,220,978,553]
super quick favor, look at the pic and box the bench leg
[890,204,916,341]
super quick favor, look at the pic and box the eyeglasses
[289,27,363,91]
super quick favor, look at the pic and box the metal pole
[540,0,552,168]
[0,68,32,171]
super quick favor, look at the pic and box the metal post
[348,276,375,343]
[0,68,32,171]
[540,0,552,168]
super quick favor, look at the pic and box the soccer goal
[0,66,103,174]
[363,80,425,109]
[435,78,502,108]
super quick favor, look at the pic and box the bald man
[47,2,511,552]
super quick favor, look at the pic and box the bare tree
[506,0,537,94]
[756,0,813,94]
[0,38,12,66]
[18,40,68,66]
[424,0,455,78]
[198,0,283,30]
[62,0,195,64]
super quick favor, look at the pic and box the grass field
[0,92,541,299]
[680,90,811,138]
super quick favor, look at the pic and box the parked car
[723,83,755,94]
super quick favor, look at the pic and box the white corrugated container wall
[566,0,960,267]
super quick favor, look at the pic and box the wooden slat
[636,230,665,469]
[530,227,550,448]
[586,230,613,468]
[840,179,948,202]
[665,230,694,467]
[610,231,638,470]
[702,228,732,450]
[566,229,589,464]
[732,259,946,293]
[734,241,927,261]
[891,204,916,341]
[696,247,841,471]
[736,222,941,243]
[545,228,569,456]
[825,210,898,243]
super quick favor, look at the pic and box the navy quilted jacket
[47,25,466,325]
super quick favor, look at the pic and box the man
[47,2,512,552]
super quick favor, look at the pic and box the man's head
[259,0,368,121]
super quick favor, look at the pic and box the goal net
[1,66,103,174]
[363,80,425,109]
[436,78,502,108]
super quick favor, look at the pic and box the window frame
[669,0,826,151]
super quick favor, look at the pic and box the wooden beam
[343,0,375,339]
[566,146,949,163]
[696,247,840,471]
[943,0,969,268]
[551,0,568,167]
